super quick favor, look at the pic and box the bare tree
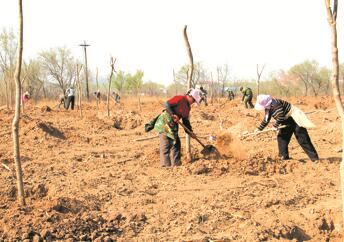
[183,25,193,162]
[12,0,25,206]
[256,64,265,95]
[107,57,116,117]
[39,47,76,94]
[325,0,343,223]
[0,28,17,109]
[217,64,229,97]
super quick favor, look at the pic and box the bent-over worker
[254,94,319,162]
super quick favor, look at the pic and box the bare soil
[0,96,342,241]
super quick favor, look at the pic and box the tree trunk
[12,0,25,206]
[21,86,24,114]
[183,25,193,162]
[325,0,343,227]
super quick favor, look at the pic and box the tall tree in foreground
[13,0,25,206]
[183,25,193,162]
[325,0,343,223]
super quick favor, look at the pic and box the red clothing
[22,94,29,103]
[166,95,191,119]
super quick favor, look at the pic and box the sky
[1,0,343,85]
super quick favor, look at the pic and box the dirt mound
[40,105,52,113]
[0,207,148,241]
[113,111,142,130]
[215,131,247,159]
[231,155,296,176]
[314,100,331,110]
[189,154,296,177]
[256,224,311,241]
[200,111,215,120]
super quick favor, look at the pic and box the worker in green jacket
[240,86,254,109]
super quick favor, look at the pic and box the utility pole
[79,41,90,100]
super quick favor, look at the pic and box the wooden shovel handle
[177,120,206,148]
[162,105,207,148]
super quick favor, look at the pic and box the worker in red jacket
[154,88,202,167]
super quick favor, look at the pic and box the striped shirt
[257,98,291,131]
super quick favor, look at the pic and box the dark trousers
[244,95,254,108]
[65,96,75,110]
[277,117,319,160]
[159,134,181,167]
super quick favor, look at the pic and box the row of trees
[2,28,344,108]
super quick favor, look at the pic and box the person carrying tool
[154,88,201,167]
[254,94,319,162]
[240,86,254,108]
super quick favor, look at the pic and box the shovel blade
[201,145,219,156]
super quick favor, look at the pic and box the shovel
[240,125,287,138]
[177,120,220,156]
[162,104,220,156]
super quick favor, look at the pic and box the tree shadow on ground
[37,122,66,140]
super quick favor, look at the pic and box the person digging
[254,94,319,162]
[240,86,254,108]
[153,88,202,167]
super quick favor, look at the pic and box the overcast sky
[1,0,343,85]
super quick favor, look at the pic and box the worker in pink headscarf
[22,91,30,103]
[254,94,319,162]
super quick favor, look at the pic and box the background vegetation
[1,28,343,108]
